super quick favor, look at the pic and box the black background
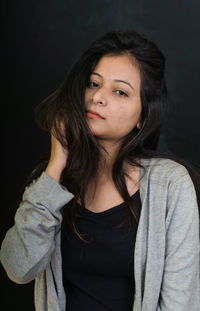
[1,0,200,309]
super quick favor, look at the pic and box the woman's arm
[0,130,72,284]
[159,171,200,310]
[0,171,74,284]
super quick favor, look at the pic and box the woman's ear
[136,120,141,129]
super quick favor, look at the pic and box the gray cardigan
[0,158,199,310]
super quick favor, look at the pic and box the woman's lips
[86,111,104,119]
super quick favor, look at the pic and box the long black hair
[22,30,200,241]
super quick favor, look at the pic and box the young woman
[0,31,199,311]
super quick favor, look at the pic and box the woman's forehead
[92,55,141,89]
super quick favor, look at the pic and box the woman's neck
[96,139,140,183]
[97,139,122,179]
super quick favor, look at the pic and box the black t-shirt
[61,189,141,311]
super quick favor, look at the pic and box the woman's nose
[92,87,107,106]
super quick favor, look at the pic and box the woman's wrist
[45,163,64,183]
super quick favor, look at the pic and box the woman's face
[85,54,142,143]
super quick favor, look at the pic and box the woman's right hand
[45,125,68,183]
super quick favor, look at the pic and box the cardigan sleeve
[158,171,200,310]
[0,171,74,284]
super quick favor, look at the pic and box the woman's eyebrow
[91,72,135,91]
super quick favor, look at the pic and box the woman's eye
[88,81,98,87]
[87,82,128,97]
[115,90,128,97]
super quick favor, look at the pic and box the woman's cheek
[118,106,127,120]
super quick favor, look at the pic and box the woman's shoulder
[140,157,191,184]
